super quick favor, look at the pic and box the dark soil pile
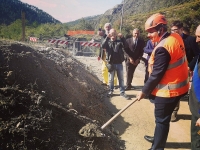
[0,40,124,150]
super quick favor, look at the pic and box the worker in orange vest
[136,13,189,150]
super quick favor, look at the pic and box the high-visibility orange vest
[148,33,189,97]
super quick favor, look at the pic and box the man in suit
[124,28,145,90]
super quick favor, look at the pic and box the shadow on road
[177,114,191,121]
[165,142,191,149]
[133,85,143,91]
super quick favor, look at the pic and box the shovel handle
[101,98,138,130]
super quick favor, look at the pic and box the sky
[20,0,123,23]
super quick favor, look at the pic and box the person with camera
[101,28,130,99]
[97,23,118,88]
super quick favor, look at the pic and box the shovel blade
[79,123,105,137]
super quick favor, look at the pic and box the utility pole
[21,11,25,41]
[120,0,125,32]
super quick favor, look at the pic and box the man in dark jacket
[124,28,145,90]
[97,23,117,87]
[188,24,200,150]
[170,20,200,122]
[101,29,130,100]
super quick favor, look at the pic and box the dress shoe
[144,135,154,143]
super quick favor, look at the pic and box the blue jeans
[108,63,125,93]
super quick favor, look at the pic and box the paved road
[75,56,191,150]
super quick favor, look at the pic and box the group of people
[97,23,145,100]
[97,13,200,150]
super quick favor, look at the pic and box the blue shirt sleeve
[143,40,154,55]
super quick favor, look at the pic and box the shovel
[79,98,138,137]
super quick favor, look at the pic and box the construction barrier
[48,39,69,45]
[29,37,38,42]
[47,39,100,47]
[43,38,100,56]
[80,41,100,47]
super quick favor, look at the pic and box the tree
[1,19,22,40]
[72,18,94,30]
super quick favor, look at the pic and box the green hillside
[120,0,200,38]
[95,0,200,38]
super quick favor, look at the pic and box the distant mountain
[0,0,61,25]
[65,0,200,37]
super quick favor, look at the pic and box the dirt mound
[0,40,124,149]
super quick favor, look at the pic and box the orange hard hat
[145,13,167,31]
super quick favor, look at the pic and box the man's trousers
[151,96,181,150]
